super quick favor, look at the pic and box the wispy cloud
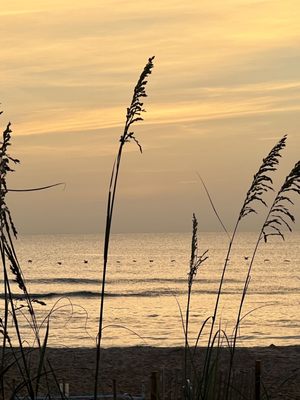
[9,78,300,138]
[2,0,300,232]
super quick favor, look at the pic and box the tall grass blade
[35,319,50,397]
[94,57,155,400]
[0,116,63,398]
[196,172,230,241]
[227,157,300,400]
[185,214,208,386]
[201,134,287,399]
[8,182,65,192]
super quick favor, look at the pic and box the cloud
[6,81,299,154]
[2,0,300,233]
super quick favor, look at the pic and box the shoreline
[3,345,300,399]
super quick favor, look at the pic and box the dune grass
[0,60,299,400]
[182,134,300,399]
[0,117,65,399]
[0,57,156,400]
[94,56,155,399]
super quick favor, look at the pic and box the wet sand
[3,345,300,399]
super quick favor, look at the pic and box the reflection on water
[1,232,299,347]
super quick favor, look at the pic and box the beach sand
[3,345,300,399]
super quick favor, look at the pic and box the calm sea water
[3,232,299,347]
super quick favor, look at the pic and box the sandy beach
[3,345,299,399]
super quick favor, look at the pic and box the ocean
[3,232,300,348]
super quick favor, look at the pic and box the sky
[1,0,300,234]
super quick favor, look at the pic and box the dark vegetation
[0,59,299,399]
[94,56,155,399]
[182,133,300,399]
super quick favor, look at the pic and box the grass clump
[0,119,40,399]
[0,116,65,399]
[182,134,300,400]
[0,60,298,400]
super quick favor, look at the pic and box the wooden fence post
[151,371,158,400]
[160,368,165,400]
[255,360,261,400]
[59,381,69,398]
[113,378,117,400]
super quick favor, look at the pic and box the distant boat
[27,259,32,263]
[149,259,154,263]
[57,261,62,265]
[84,260,88,264]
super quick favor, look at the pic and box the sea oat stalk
[200,134,287,399]
[94,57,155,399]
[226,159,300,400]
[184,214,208,386]
[0,117,65,399]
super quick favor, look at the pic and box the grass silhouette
[94,56,155,400]
[0,116,65,399]
[0,60,299,399]
[181,134,300,400]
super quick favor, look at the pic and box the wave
[0,287,299,301]
[0,290,177,300]
[0,277,245,285]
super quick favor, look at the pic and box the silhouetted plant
[238,135,287,221]
[0,120,35,399]
[262,160,300,241]
[94,57,155,400]
[226,157,300,400]
[184,214,208,384]
[195,135,289,399]
[0,116,64,399]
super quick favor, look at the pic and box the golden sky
[1,0,300,233]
